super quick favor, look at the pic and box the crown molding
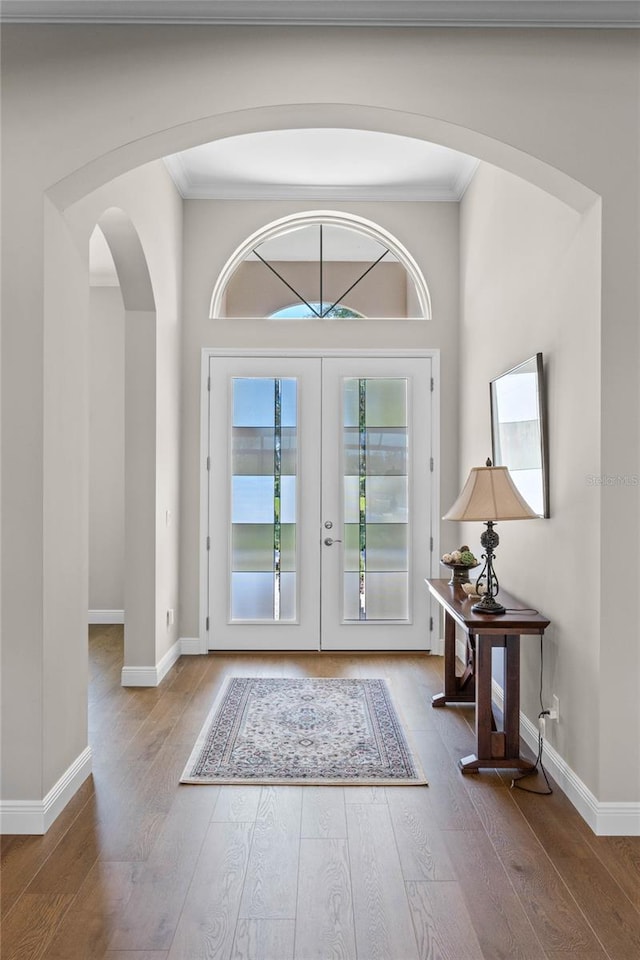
[2,1,639,27]
[162,156,480,201]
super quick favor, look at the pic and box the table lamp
[443,458,538,614]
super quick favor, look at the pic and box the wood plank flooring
[1,626,639,959]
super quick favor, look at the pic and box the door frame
[199,347,441,654]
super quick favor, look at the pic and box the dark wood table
[426,579,550,774]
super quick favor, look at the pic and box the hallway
[2,628,639,958]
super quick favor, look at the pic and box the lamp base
[471,594,506,615]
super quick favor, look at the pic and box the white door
[206,355,433,651]
[320,357,432,650]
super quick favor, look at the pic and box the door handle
[324,537,342,546]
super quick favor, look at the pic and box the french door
[206,355,434,650]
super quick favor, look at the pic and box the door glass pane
[364,379,407,426]
[232,427,297,475]
[232,476,275,524]
[343,378,409,621]
[366,524,408,571]
[231,378,297,620]
[364,573,409,620]
[232,524,274,571]
[231,572,276,620]
[343,427,407,476]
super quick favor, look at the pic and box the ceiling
[2,1,638,26]
[164,129,479,202]
[76,0,636,278]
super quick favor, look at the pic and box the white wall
[89,286,125,612]
[66,162,183,676]
[459,162,602,794]
[1,23,638,821]
[179,198,460,638]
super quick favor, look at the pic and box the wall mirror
[490,353,549,517]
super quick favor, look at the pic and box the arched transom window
[211,212,431,320]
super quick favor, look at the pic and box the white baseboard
[430,637,445,656]
[490,678,640,836]
[0,746,92,835]
[518,710,640,836]
[88,609,124,624]
[120,665,160,686]
[121,638,182,687]
[180,636,204,655]
[427,636,467,659]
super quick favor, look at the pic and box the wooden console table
[426,579,550,774]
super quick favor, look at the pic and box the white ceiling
[164,129,479,201]
[2,1,638,27]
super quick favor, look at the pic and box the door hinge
[205,616,210,631]
[430,535,434,552]
[206,536,210,551]
[430,457,434,472]
[207,375,211,391]
[206,455,211,471]
[430,376,434,392]
[429,616,434,632]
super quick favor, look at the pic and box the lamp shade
[443,464,538,522]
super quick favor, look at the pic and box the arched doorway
[13,96,601,832]
[89,208,158,684]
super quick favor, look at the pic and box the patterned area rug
[180,677,427,786]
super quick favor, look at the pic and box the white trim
[201,347,441,652]
[199,350,212,656]
[431,637,445,657]
[2,2,638,28]
[162,152,191,197]
[88,608,124,624]
[0,746,92,835]
[157,641,182,679]
[490,678,640,836]
[429,350,441,633]
[591,803,640,836]
[120,639,182,687]
[491,675,505,712]
[204,347,439,358]
[161,170,478,204]
[121,665,161,686]
[518,711,640,836]
[451,158,481,200]
[209,210,432,321]
[180,637,203,655]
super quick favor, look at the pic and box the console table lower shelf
[426,579,550,774]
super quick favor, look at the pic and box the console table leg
[475,634,493,761]
[504,634,521,759]
[443,612,456,691]
[433,612,456,706]
[431,611,475,707]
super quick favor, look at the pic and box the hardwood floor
[1,626,639,959]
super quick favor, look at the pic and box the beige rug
[180,676,427,786]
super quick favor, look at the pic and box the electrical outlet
[547,695,559,721]
[166,608,175,627]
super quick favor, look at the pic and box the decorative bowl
[462,580,486,598]
[440,560,480,586]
